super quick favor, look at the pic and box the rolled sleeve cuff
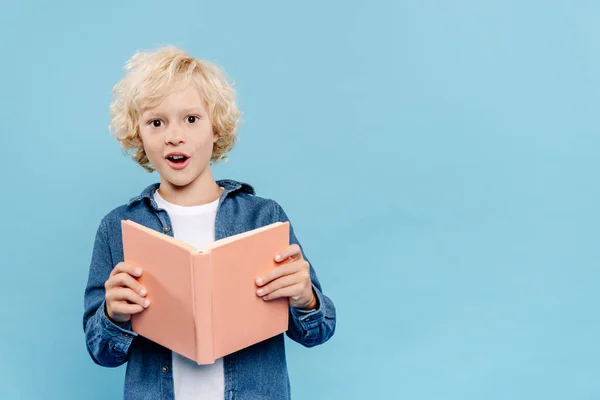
[290,284,325,330]
[97,300,138,352]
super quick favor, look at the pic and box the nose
[165,125,186,145]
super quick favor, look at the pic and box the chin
[156,162,208,188]
[166,177,195,188]
[157,171,190,187]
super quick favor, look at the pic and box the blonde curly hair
[109,46,241,172]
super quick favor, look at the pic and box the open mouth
[166,155,189,163]
[165,153,190,169]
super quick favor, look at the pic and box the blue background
[1,1,599,399]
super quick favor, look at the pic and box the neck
[157,169,223,207]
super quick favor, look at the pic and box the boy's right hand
[104,262,150,323]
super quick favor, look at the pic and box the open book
[121,219,290,365]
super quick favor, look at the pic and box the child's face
[138,84,217,188]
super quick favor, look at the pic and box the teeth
[169,155,185,160]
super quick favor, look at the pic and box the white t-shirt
[153,189,224,400]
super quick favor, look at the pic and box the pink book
[121,219,290,365]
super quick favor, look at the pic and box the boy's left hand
[255,244,317,310]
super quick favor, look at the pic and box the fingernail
[275,254,282,261]
[140,289,147,296]
[143,300,150,307]
[262,296,268,301]
[256,277,263,285]
[257,289,264,296]
[134,268,142,276]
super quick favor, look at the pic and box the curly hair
[109,46,241,172]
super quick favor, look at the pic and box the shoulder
[93,204,133,241]
[217,178,288,223]
[100,204,130,225]
[95,183,160,233]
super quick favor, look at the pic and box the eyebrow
[142,108,204,120]
[179,108,204,115]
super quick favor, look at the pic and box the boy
[82,46,336,400]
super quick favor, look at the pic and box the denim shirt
[83,179,336,400]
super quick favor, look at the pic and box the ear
[212,132,219,144]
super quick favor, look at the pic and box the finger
[256,274,300,297]
[110,262,142,278]
[256,262,299,286]
[107,272,147,296]
[262,283,303,301]
[111,302,145,316]
[274,244,302,263]
[107,288,150,308]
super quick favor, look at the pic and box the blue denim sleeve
[82,217,138,367]
[274,202,336,348]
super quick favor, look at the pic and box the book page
[208,221,290,359]
[197,222,283,253]
[122,220,198,361]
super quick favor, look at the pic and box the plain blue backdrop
[1,0,599,399]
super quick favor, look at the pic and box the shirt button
[161,366,169,373]
[122,333,130,338]
[163,226,171,233]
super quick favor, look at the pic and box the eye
[186,115,200,124]
[149,119,162,128]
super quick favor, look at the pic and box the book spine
[191,252,214,364]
